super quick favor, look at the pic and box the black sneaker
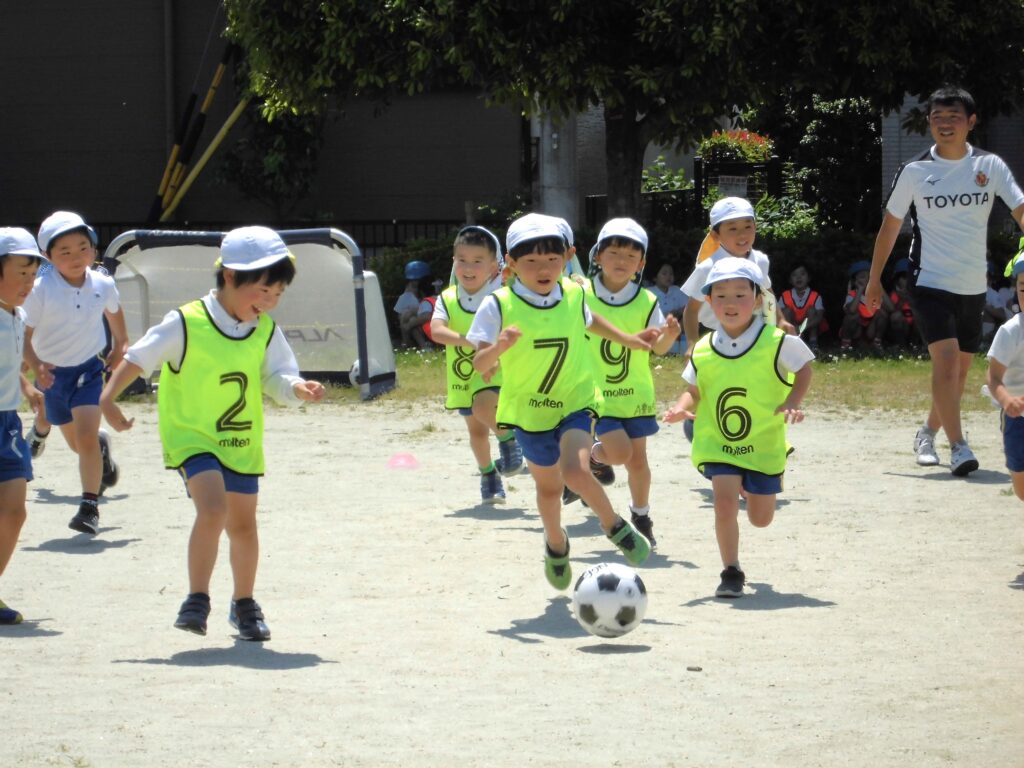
[27,426,48,459]
[68,502,99,535]
[589,457,615,486]
[98,429,119,494]
[230,597,271,641]
[561,485,581,505]
[174,592,211,635]
[630,511,656,549]
[715,566,745,598]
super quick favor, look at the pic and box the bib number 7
[533,337,569,395]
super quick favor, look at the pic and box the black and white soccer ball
[572,562,648,638]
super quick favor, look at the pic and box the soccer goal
[102,228,396,399]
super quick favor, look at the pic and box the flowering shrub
[697,130,774,162]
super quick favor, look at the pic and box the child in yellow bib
[582,218,680,548]
[665,257,813,599]
[100,227,325,641]
[430,225,523,504]
[468,213,658,592]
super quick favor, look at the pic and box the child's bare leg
[746,494,776,528]
[0,479,28,578]
[623,437,651,509]
[463,414,493,468]
[1012,471,1024,502]
[184,471,229,595]
[471,389,511,440]
[592,430,632,466]
[712,474,742,566]
[225,492,259,600]
[527,461,567,553]
[66,406,103,494]
[561,428,618,532]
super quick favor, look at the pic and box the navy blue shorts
[513,410,594,467]
[178,454,259,495]
[44,356,105,426]
[0,411,32,483]
[701,462,782,495]
[595,415,659,439]
[1001,411,1024,473]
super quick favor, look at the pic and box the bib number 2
[216,372,252,432]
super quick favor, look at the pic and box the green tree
[224,1,1024,219]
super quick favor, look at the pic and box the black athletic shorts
[908,283,985,352]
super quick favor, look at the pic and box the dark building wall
[0,2,523,234]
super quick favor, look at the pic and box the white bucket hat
[216,226,295,270]
[701,256,765,294]
[37,211,98,252]
[0,227,46,260]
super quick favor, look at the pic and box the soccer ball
[572,562,648,638]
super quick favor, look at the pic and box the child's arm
[988,358,1024,417]
[588,312,657,350]
[775,364,812,423]
[21,328,54,390]
[99,360,145,431]
[682,300,702,358]
[473,326,521,373]
[104,307,129,371]
[663,385,699,423]
[19,373,43,417]
[429,318,472,349]
[650,314,682,356]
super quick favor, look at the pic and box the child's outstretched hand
[294,380,326,403]
[496,325,522,353]
[662,314,681,337]
[102,400,135,432]
[1004,395,1024,419]
[624,327,661,351]
[663,404,695,424]
[32,361,55,390]
[21,379,43,416]
[480,362,500,384]
[775,397,805,424]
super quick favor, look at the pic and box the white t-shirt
[885,144,1024,295]
[466,279,594,348]
[22,267,120,367]
[987,312,1024,397]
[393,290,420,315]
[124,290,304,405]
[431,275,503,322]
[590,275,666,329]
[0,307,26,411]
[681,246,772,330]
[682,316,814,385]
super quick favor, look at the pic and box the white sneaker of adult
[913,427,940,466]
[950,441,979,477]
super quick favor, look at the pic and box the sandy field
[1,397,1022,768]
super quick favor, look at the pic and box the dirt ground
[1,399,1021,768]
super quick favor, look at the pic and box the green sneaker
[543,530,572,590]
[0,598,24,625]
[607,517,651,565]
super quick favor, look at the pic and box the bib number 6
[716,387,751,441]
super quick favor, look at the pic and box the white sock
[630,504,650,517]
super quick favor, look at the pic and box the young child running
[430,225,523,503]
[582,218,681,547]
[22,211,126,535]
[0,229,46,624]
[100,226,325,641]
[985,256,1024,501]
[467,213,656,590]
[665,257,813,598]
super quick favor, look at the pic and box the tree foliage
[224,1,1024,220]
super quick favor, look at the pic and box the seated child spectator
[887,258,917,347]
[648,263,688,354]
[779,264,827,352]
[983,260,1014,344]
[394,260,436,349]
[840,260,891,351]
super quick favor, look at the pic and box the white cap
[506,213,565,252]
[216,226,295,270]
[709,197,756,228]
[597,217,649,253]
[552,216,574,247]
[701,256,765,294]
[0,227,46,260]
[37,210,97,252]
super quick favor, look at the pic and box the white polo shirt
[0,307,27,411]
[682,316,815,385]
[886,144,1024,295]
[466,278,594,348]
[987,312,1024,397]
[124,290,304,405]
[681,246,773,330]
[431,275,503,322]
[22,266,120,367]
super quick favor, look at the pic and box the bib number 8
[716,387,751,441]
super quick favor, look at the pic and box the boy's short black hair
[454,226,498,256]
[216,257,296,289]
[598,235,646,256]
[927,85,976,117]
[0,253,44,276]
[508,236,566,261]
